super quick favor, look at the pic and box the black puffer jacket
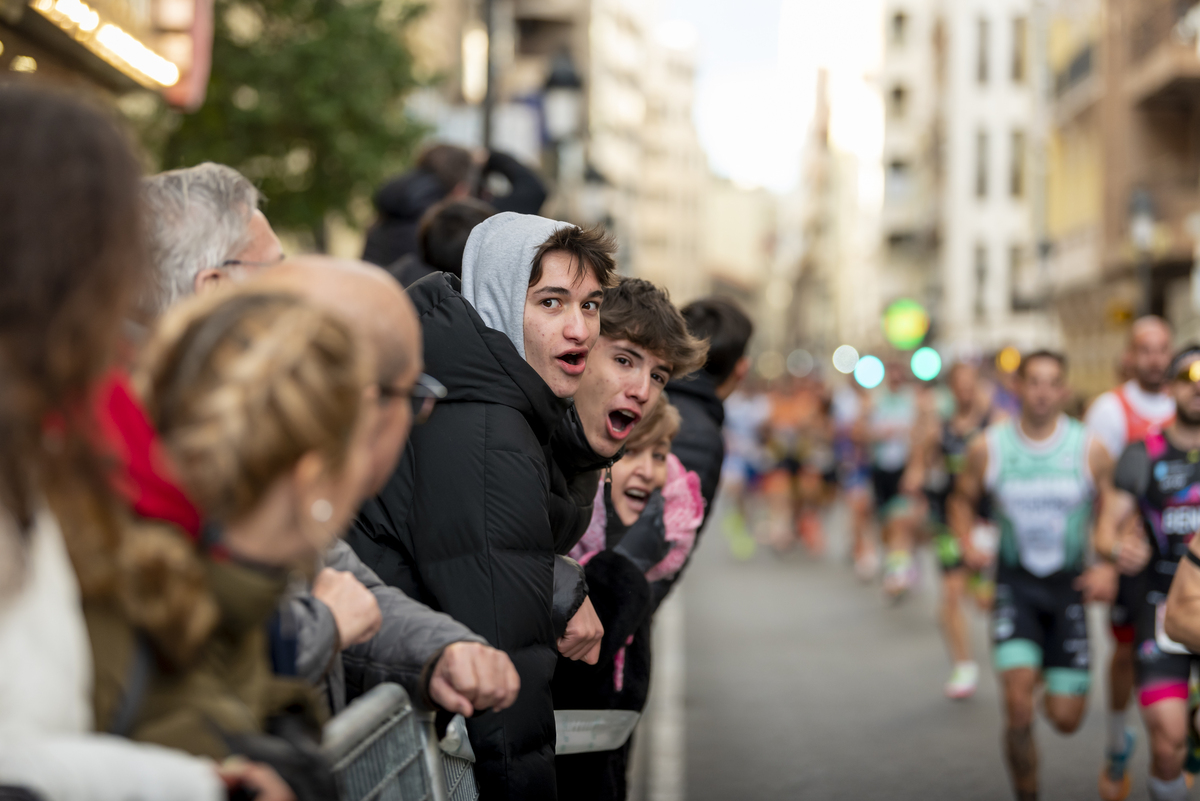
[361,169,448,267]
[346,272,568,800]
[653,371,725,608]
[548,405,618,554]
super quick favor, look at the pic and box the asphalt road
[675,502,1157,801]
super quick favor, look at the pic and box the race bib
[1156,602,1193,656]
[1014,522,1067,577]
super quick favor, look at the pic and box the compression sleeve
[1114,441,1151,498]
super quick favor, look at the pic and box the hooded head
[462,212,618,399]
[461,212,573,358]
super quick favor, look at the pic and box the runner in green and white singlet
[953,350,1117,801]
[987,415,1093,579]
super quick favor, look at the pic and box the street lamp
[543,50,583,143]
[1130,188,1156,316]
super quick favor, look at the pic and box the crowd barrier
[322,683,478,801]
[321,684,644,801]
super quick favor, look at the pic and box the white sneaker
[944,662,979,700]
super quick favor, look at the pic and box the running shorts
[991,566,1091,696]
[1134,591,1199,708]
[871,466,908,521]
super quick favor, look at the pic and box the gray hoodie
[460,211,573,358]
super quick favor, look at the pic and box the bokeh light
[832,344,859,374]
[911,347,942,381]
[882,299,930,350]
[757,350,785,380]
[854,355,885,389]
[996,346,1022,374]
[787,348,814,377]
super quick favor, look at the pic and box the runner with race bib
[1085,316,1175,801]
[952,350,1116,801]
[1097,346,1200,801]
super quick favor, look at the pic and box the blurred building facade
[1046,0,1200,397]
[879,0,1059,361]
[779,70,881,362]
[405,0,711,303]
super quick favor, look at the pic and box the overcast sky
[662,0,884,194]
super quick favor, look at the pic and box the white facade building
[880,0,1058,356]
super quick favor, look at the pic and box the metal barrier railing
[322,683,479,801]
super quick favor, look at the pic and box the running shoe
[882,550,915,600]
[944,661,979,700]
[722,511,757,561]
[1097,727,1135,801]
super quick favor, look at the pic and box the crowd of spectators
[0,84,752,801]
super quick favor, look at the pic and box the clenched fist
[428,642,521,717]
[557,596,603,664]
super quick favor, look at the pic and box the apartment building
[880,0,1058,358]
[404,0,708,295]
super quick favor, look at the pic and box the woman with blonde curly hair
[82,289,374,800]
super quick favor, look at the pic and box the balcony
[1126,0,1200,106]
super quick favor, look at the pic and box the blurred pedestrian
[348,213,616,799]
[389,196,496,287]
[0,85,275,801]
[1085,316,1175,801]
[362,144,547,268]
[869,359,920,599]
[655,297,753,597]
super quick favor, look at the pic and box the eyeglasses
[1176,361,1200,384]
[378,372,447,424]
[218,254,287,270]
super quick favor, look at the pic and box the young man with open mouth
[348,212,616,800]
[546,278,708,555]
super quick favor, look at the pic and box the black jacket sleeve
[484,151,548,216]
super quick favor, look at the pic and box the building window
[1012,17,1027,83]
[977,17,990,85]
[1009,244,1025,311]
[1010,129,1025,198]
[975,130,988,199]
[975,244,988,321]
[886,159,913,202]
[891,11,908,46]
[889,84,908,118]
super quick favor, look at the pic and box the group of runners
[722,316,1200,801]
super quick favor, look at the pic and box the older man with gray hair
[141,162,519,719]
[143,162,284,313]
